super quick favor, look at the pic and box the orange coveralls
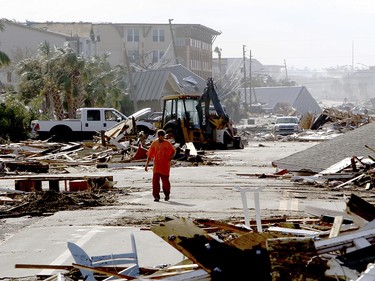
[147,139,176,199]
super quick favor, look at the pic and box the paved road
[0,141,348,277]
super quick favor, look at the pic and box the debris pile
[0,190,117,218]
[0,135,212,177]
[18,193,375,280]
[238,107,374,143]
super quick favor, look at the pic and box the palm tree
[17,42,129,119]
[53,44,86,118]
[17,41,64,119]
[84,54,127,110]
[0,19,11,67]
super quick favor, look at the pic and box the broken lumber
[72,263,136,280]
[314,227,375,254]
[151,218,272,280]
[346,194,375,222]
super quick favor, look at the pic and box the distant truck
[273,116,301,135]
[30,107,156,141]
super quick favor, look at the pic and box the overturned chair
[67,233,139,280]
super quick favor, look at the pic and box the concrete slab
[0,220,183,277]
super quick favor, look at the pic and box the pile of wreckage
[0,123,208,178]
[238,106,375,142]
[13,194,375,281]
[2,108,375,281]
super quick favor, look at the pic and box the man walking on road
[145,129,176,202]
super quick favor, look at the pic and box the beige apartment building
[0,20,76,91]
[28,22,221,79]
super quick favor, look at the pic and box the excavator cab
[161,94,206,146]
[161,78,244,149]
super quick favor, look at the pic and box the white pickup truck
[30,107,156,141]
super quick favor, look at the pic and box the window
[175,38,186,46]
[87,110,101,121]
[105,110,120,121]
[127,28,139,42]
[153,29,165,42]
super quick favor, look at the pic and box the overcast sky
[3,0,375,70]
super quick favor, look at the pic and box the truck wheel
[50,126,73,142]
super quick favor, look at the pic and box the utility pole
[214,47,222,88]
[284,59,289,81]
[352,40,354,71]
[169,19,179,65]
[123,38,138,111]
[249,50,252,109]
[243,45,247,105]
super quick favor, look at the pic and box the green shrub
[0,97,35,143]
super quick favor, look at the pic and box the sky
[3,0,375,70]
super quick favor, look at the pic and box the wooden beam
[15,263,127,272]
[315,227,375,254]
[15,264,72,270]
[151,218,272,280]
[329,216,344,238]
[72,263,135,280]
[195,219,251,235]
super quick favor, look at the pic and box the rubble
[1,107,375,281]
[238,106,374,143]
[18,193,374,281]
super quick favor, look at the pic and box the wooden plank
[151,218,209,273]
[142,268,209,280]
[72,263,135,280]
[195,219,251,235]
[314,227,375,254]
[15,264,72,270]
[333,174,365,189]
[227,232,290,250]
[318,157,354,175]
[151,218,272,280]
[346,194,375,222]
[305,205,352,222]
[15,263,127,272]
[329,216,344,238]
[268,226,326,237]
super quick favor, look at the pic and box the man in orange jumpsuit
[145,129,176,202]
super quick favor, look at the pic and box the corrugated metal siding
[132,70,168,101]
[127,65,206,102]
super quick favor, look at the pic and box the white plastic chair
[67,233,139,280]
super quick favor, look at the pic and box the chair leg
[67,242,96,281]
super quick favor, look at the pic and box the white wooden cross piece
[234,186,264,232]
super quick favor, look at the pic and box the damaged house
[125,64,207,111]
[249,86,322,116]
[272,121,375,173]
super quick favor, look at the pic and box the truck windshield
[276,117,298,124]
[105,110,123,121]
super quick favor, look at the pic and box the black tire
[49,126,73,142]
